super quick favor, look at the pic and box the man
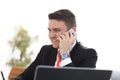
[11,9,97,80]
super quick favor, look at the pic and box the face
[48,19,68,48]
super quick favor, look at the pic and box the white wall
[0,0,120,79]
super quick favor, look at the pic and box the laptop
[34,65,112,80]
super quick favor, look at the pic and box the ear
[72,27,76,32]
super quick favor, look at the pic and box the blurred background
[0,0,120,79]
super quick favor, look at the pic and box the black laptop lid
[34,65,112,80]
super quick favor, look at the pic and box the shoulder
[41,45,53,49]
[40,45,54,51]
[74,41,97,56]
[37,45,55,57]
[40,44,57,52]
[81,48,97,57]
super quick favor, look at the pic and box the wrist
[61,52,70,60]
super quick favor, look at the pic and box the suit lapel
[45,47,57,66]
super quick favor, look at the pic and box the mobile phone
[68,28,77,40]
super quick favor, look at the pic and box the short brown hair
[48,9,76,29]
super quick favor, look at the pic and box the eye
[48,28,51,32]
[54,28,61,32]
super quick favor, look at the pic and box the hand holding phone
[58,28,77,54]
[68,28,77,40]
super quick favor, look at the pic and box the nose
[49,31,56,38]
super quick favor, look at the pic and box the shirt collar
[70,40,77,52]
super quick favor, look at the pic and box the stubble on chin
[51,40,59,48]
[52,42,59,48]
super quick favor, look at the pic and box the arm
[69,48,98,68]
[64,41,98,68]
[78,49,98,68]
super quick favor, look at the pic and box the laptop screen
[34,65,112,80]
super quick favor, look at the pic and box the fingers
[58,32,70,40]
[69,31,73,39]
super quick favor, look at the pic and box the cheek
[48,33,50,38]
[56,33,62,38]
[58,31,64,36]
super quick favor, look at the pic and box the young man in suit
[11,9,97,80]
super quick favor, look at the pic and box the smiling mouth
[51,39,59,43]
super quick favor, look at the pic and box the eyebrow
[48,28,61,31]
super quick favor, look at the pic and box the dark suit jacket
[11,42,97,80]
